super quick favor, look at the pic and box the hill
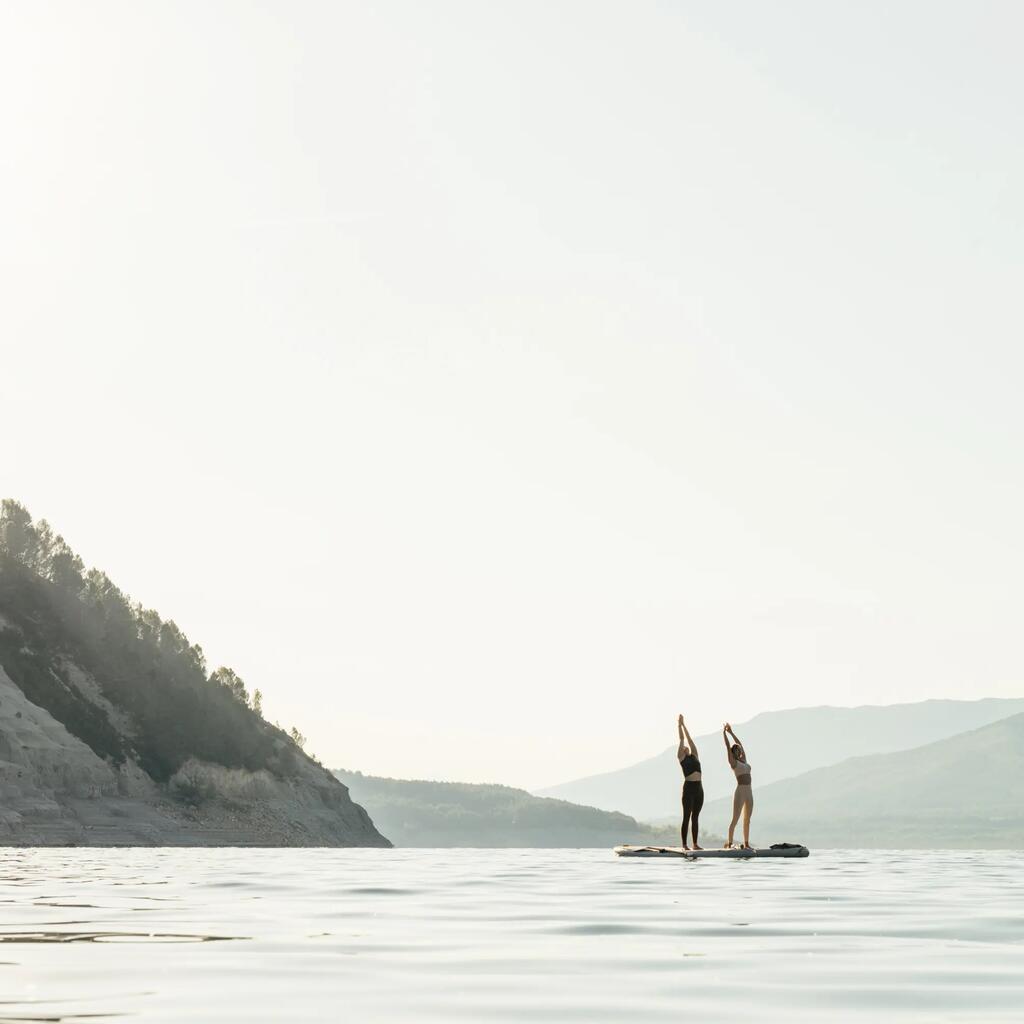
[700,712,1024,848]
[332,769,704,847]
[0,500,388,847]
[536,698,1024,821]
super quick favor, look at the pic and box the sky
[2,1,1022,790]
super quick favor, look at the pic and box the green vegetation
[0,499,304,782]
[334,769,694,847]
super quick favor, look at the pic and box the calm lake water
[1,848,1021,1022]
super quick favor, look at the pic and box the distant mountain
[333,769,708,848]
[536,699,1024,822]
[701,712,1024,848]
[0,500,388,847]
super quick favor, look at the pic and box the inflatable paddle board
[615,844,809,859]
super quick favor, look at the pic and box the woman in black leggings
[677,714,704,850]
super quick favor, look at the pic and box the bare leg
[726,787,742,847]
[741,792,753,849]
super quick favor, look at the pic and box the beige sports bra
[733,759,751,778]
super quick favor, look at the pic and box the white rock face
[0,664,388,847]
[0,664,123,817]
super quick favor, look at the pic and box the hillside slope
[0,500,388,847]
[701,712,1024,848]
[536,699,1024,821]
[333,770,706,847]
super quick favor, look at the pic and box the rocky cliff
[0,502,389,847]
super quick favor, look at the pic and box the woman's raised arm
[725,723,746,762]
[682,720,698,758]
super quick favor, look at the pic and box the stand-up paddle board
[615,844,809,859]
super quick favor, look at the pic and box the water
[1,848,1021,1022]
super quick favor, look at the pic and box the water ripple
[0,848,1021,1021]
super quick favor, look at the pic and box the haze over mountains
[701,713,1024,849]
[537,699,1024,822]
[4,498,1022,851]
[333,771,694,848]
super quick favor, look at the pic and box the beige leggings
[728,785,754,842]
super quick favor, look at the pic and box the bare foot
[723,842,734,849]
[682,845,691,852]
[693,844,704,851]
[741,843,753,850]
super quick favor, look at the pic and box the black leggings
[681,780,704,846]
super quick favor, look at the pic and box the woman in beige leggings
[723,723,753,849]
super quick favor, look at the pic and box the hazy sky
[2,2,1022,789]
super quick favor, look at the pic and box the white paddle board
[615,845,809,859]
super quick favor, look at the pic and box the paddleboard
[614,845,809,859]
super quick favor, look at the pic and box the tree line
[0,499,306,781]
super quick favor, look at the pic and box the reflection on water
[0,931,242,943]
[0,848,1022,1021]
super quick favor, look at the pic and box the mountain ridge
[535,698,1024,821]
[333,769,708,848]
[700,711,1024,848]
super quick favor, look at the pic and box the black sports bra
[680,754,701,775]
